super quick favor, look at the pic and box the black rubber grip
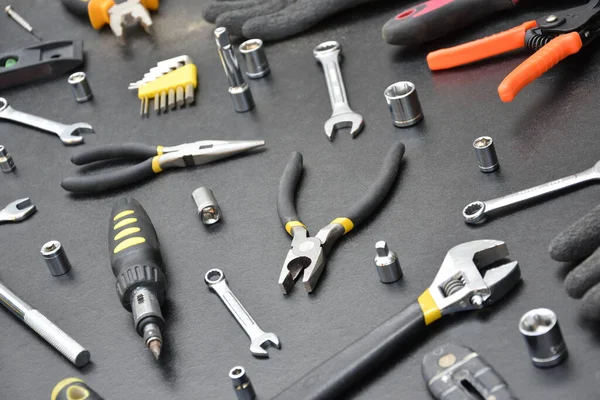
[52,379,104,400]
[346,141,405,226]
[382,0,517,45]
[71,143,159,165]
[59,0,90,18]
[272,302,426,400]
[61,158,156,193]
[277,152,304,227]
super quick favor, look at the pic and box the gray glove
[549,204,600,320]
[203,0,379,41]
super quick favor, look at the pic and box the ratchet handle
[498,32,583,102]
[272,302,426,399]
[383,0,518,46]
[277,152,304,234]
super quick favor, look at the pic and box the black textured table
[1,1,599,399]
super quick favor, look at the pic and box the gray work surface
[1,0,599,399]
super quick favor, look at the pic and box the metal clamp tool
[464,159,600,224]
[0,98,93,146]
[273,240,521,399]
[0,198,36,223]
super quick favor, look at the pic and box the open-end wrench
[464,160,600,224]
[313,41,364,141]
[0,98,93,146]
[0,198,36,223]
[205,269,280,358]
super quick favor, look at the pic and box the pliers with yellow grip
[277,141,405,294]
[60,0,159,43]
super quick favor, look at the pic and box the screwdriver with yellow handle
[52,378,103,400]
[109,197,167,360]
[60,0,159,42]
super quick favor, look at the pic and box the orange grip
[498,32,583,102]
[88,0,114,29]
[141,0,159,11]
[427,21,537,71]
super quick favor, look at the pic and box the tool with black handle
[272,240,521,399]
[52,378,104,400]
[109,197,167,360]
[277,141,405,294]
[382,0,520,46]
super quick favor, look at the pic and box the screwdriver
[109,197,167,360]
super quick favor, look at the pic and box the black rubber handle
[59,0,90,18]
[346,141,405,226]
[382,0,518,45]
[277,152,304,227]
[109,197,166,309]
[52,379,104,400]
[272,302,426,400]
[71,143,159,165]
[61,158,156,193]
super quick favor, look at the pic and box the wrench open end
[324,113,365,141]
[463,201,486,224]
[0,197,36,223]
[59,123,94,146]
[250,332,281,358]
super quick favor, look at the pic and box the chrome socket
[192,187,221,225]
[373,241,402,283]
[41,240,72,276]
[384,81,423,128]
[473,136,499,173]
[239,39,270,79]
[0,145,16,172]
[230,366,256,400]
[68,72,93,103]
[519,308,568,368]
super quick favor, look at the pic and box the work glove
[549,204,600,320]
[202,0,379,41]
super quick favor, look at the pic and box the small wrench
[464,160,600,224]
[313,41,364,141]
[0,98,93,146]
[205,269,280,357]
[0,198,36,223]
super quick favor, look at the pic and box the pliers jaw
[278,227,325,294]
[428,240,521,316]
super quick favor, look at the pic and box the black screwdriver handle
[346,141,404,227]
[277,152,304,228]
[61,158,157,194]
[272,302,427,400]
[52,378,104,400]
[71,143,159,165]
[109,198,166,310]
[382,0,518,45]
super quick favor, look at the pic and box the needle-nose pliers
[277,141,405,294]
[61,140,265,193]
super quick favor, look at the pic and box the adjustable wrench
[273,240,520,399]
[205,269,280,357]
[464,160,600,224]
[313,41,364,141]
[0,98,93,146]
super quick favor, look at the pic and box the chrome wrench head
[205,269,280,357]
[0,198,36,223]
[0,98,92,146]
[463,201,487,224]
[314,41,364,141]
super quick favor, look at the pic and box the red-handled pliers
[427,0,600,102]
[383,0,521,46]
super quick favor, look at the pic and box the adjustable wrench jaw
[427,240,521,316]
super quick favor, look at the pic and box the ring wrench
[205,269,280,357]
[0,198,36,223]
[0,98,93,145]
[464,160,600,224]
[314,41,364,141]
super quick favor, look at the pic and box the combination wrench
[464,160,600,224]
[0,98,93,145]
[205,269,280,357]
[313,41,364,141]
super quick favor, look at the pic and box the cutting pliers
[277,141,405,294]
[61,140,265,193]
[60,0,158,42]
[428,0,600,102]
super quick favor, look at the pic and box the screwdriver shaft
[5,5,42,41]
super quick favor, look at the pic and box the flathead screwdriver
[5,5,43,41]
